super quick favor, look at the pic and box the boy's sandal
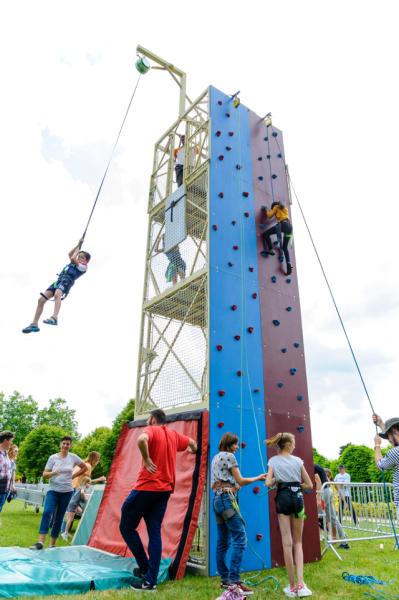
[22,324,40,334]
[43,317,58,326]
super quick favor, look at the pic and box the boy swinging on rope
[22,239,91,333]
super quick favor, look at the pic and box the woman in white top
[266,433,313,598]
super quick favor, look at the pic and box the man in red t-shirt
[119,409,197,592]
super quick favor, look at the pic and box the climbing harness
[271,127,399,550]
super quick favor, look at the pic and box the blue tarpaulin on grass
[0,546,171,597]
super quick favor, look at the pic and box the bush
[339,444,374,482]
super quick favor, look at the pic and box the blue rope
[242,573,279,590]
[342,572,399,600]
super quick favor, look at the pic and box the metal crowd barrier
[318,481,397,560]
[15,483,49,512]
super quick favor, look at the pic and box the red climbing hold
[218,421,224,428]
[218,390,225,397]
[247,327,254,334]
[241,442,247,449]
[248,266,254,272]
[233,245,239,250]
[212,224,218,231]
[234,335,241,341]
[218,192,224,198]
[216,130,221,137]
[242,191,249,197]
[244,212,249,217]
[253,388,260,393]
[231,305,238,311]
[228,131,234,136]
[216,345,223,351]
[252,292,257,299]
[256,534,263,541]
[236,370,242,377]
[253,486,260,494]
[218,155,224,161]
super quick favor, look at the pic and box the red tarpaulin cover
[88,410,208,579]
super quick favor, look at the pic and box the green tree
[73,426,112,478]
[340,444,374,482]
[36,398,79,439]
[18,425,65,481]
[368,447,393,483]
[0,391,39,446]
[339,442,351,456]
[101,399,135,474]
[312,448,330,468]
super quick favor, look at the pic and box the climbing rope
[79,74,142,247]
[342,572,399,600]
[271,127,399,549]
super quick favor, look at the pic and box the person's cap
[338,464,345,469]
[378,417,399,439]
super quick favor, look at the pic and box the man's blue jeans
[0,492,8,512]
[39,490,73,538]
[119,490,171,586]
[213,492,247,584]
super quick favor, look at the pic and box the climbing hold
[281,348,287,353]
[216,345,223,351]
[297,394,304,401]
[277,153,282,158]
[272,131,278,137]
[244,212,250,217]
[236,164,242,170]
[247,326,254,334]
[231,305,238,311]
[216,130,222,137]
[286,306,292,312]
[253,486,260,494]
[233,245,239,250]
[290,368,297,375]
[271,276,277,283]
[272,174,277,179]
[218,390,225,397]
[264,136,268,141]
[225,146,232,151]
[233,98,240,108]
[218,192,224,198]
[256,533,263,541]
[231,220,236,226]
[241,442,247,449]
[277,382,284,388]
[266,154,271,159]
[234,335,241,341]
[248,266,254,272]
[217,100,223,106]
[218,155,224,161]
[242,191,249,197]
[236,370,242,377]
[212,224,218,231]
[258,157,263,161]
[293,342,300,348]
[228,131,234,137]
[286,278,291,284]
[251,292,257,299]
[258,176,264,181]
[228,261,234,267]
[272,319,280,326]
[279,254,284,263]
[226,112,231,118]
[297,425,305,433]
[218,421,225,428]
[253,388,260,394]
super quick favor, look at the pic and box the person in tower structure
[260,202,293,276]
[22,239,91,333]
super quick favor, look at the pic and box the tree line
[0,391,135,481]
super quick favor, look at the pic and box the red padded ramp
[88,410,208,580]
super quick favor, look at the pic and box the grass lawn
[1,501,397,599]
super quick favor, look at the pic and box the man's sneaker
[338,543,350,549]
[297,583,312,597]
[226,585,245,598]
[130,580,157,592]
[30,542,44,550]
[134,567,146,580]
[283,584,297,598]
[238,582,254,596]
[22,324,40,334]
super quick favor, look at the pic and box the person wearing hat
[373,414,399,515]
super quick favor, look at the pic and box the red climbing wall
[250,114,320,566]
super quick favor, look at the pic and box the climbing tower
[134,86,320,574]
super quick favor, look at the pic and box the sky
[1,1,398,458]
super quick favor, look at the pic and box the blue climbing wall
[208,86,320,575]
[209,87,271,575]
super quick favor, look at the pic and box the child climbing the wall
[22,239,91,333]
[212,432,267,597]
[266,433,313,598]
[155,234,186,285]
[260,202,293,276]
